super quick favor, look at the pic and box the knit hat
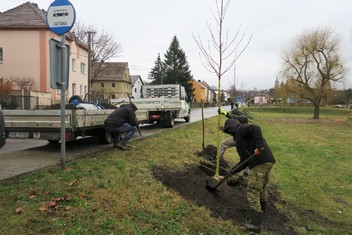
[129,103,138,111]
[223,119,240,135]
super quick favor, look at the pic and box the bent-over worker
[222,119,276,233]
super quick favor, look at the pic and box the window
[111,94,115,99]
[112,83,115,88]
[84,86,87,95]
[80,85,83,95]
[134,88,137,93]
[0,47,3,63]
[72,83,76,96]
[101,83,104,88]
[72,58,76,72]
[80,62,86,74]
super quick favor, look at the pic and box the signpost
[47,0,76,169]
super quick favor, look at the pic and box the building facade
[91,62,132,101]
[0,2,88,108]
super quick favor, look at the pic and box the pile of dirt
[152,165,297,235]
[152,145,298,234]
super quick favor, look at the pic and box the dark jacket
[227,123,276,172]
[104,106,138,128]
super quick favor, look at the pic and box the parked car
[334,104,344,108]
[0,108,6,149]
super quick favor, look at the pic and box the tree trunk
[313,105,320,119]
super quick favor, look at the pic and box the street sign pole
[60,34,66,169]
[47,0,76,169]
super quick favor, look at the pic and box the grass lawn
[0,106,351,235]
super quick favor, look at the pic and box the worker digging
[206,118,276,233]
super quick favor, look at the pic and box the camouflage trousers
[219,137,236,159]
[247,162,274,212]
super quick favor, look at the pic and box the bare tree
[281,28,345,119]
[10,76,37,91]
[72,21,122,92]
[193,0,252,176]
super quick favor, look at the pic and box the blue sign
[46,0,76,35]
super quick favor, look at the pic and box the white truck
[111,84,191,128]
[2,104,116,144]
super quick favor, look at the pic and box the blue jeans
[105,123,137,145]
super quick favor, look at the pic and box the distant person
[222,119,276,233]
[104,103,138,150]
[230,100,235,110]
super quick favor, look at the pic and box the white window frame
[80,62,86,74]
[72,58,76,72]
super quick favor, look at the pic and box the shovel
[205,149,262,192]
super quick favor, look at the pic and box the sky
[2,0,352,90]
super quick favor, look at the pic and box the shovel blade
[205,177,222,192]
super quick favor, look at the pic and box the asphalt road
[0,106,228,181]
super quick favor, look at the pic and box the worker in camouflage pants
[222,119,276,233]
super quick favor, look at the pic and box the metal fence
[0,95,51,110]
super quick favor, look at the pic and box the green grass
[0,106,351,235]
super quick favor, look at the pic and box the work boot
[112,141,120,148]
[116,142,127,150]
[245,210,264,233]
[260,201,267,214]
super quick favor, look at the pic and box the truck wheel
[100,129,112,144]
[163,112,175,128]
[184,112,191,123]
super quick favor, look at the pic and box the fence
[0,95,52,110]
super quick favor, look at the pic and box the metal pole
[86,31,95,102]
[60,34,66,169]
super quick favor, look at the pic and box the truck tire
[184,112,191,123]
[163,111,175,128]
[100,129,112,144]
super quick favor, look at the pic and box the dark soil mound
[152,165,298,235]
[152,145,298,234]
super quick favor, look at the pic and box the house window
[72,58,76,72]
[111,94,115,99]
[0,47,3,63]
[112,83,115,88]
[72,83,76,96]
[134,88,137,93]
[101,83,104,88]
[80,85,83,95]
[80,62,86,74]
[84,86,87,95]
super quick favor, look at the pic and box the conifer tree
[149,36,194,101]
[163,36,194,101]
[149,53,166,85]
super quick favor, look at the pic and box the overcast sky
[2,0,352,90]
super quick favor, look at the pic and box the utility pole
[86,30,96,102]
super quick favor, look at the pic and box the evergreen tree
[163,36,194,101]
[149,53,166,85]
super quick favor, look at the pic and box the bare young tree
[72,21,122,93]
[10,76,37,91]
[193,0,252,176]
[281,28,345,119]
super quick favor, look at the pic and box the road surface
[0,106,228,181]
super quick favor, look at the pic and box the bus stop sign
[46,0,76,35]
